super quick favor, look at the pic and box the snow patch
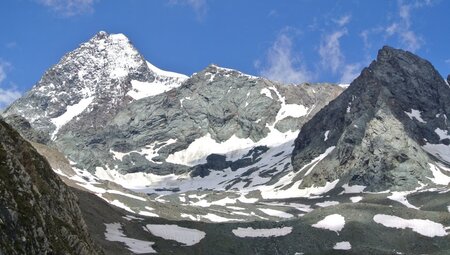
[110,200,134,213]
[258,208,294,219]
[260,88,273,99]
[300,146,335,176]
[316,201,339,207]
[373,214,448,237]
[105,223,156,254]
[312,214,345,234]
[51,96,94,139]
[232,227,292,238]
[201,213,242,223]
[324,130,330,141]
[350,196,363,203]
[333,241,351,250]
[342,184,366,194]
[127,80,179,100]
[146,61,188,79]
[144,224,205,246]
[426,163,450,185]
[423,144,450,164]
[138,211,159,217]
[405,109,426,123]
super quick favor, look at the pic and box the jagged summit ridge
[291,45,450,191]
[4,31,187,140]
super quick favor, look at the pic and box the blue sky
[0,0,449,108]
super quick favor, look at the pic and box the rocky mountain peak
[3,31,187,141]
[291,45,450,192]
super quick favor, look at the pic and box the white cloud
[0,87,21,110]
[383,0,434,52]
[319,29,347,74]
[259,32,312,84]
[334,15,351,27]
[340,63,364,84]
[0,63,7,84]
[38,0,96,16]
[169,0,208,18]
[0,62,21,110]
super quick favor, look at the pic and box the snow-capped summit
[3,31,187,140]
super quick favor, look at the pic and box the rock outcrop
[0,119,102,255]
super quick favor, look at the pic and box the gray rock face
[0,120,101,255]
[292,46,450,191]
[62,65,341,177]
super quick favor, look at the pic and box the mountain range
[1,31,450,254]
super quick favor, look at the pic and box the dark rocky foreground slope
[0,119,102,255]
[292,46,450,192]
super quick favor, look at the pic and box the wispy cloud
[169,0,208,19]
[0,61,21,110]
[319,29,347,74]
[0,87,21,110]
[258,31,312,84]
[37,0,96,16]
[334,15,351,27]
[384,0,433,52]
[0,61,10,84]
[340,63,364,84]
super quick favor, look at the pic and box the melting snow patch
[181,213,199,221]
[333,241,351,250]
[260,88,273,99]
[110,200,134,213]
[106,190,146,201]
[350,196,363,203]
[53,168,70,178]
[144,224,205,246]
[51,96,94,139]
[138,211,159,217]
[105,223,156,254]
[427,163,450,185]
[435,128,450,140]
[312,214,345,234]
[373,214,448,237]
[146,61,188,79]
[232,227,292,238]
[316,201,339,207]
[342,184,366,194]
[201,213,242,223]
[300,146,335,176]
[324,130,330,141]
[388,191,420,210]
[128,80,180,100]
[423,143,450,164]
[258,208,293,218]
[405,109,426,123]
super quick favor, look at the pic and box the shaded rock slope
[0,119,102,255]
[292,46,450,192]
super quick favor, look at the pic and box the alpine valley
[1,31,450,254]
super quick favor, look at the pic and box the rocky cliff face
[292,46,450,191]
[0,119,101,255]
